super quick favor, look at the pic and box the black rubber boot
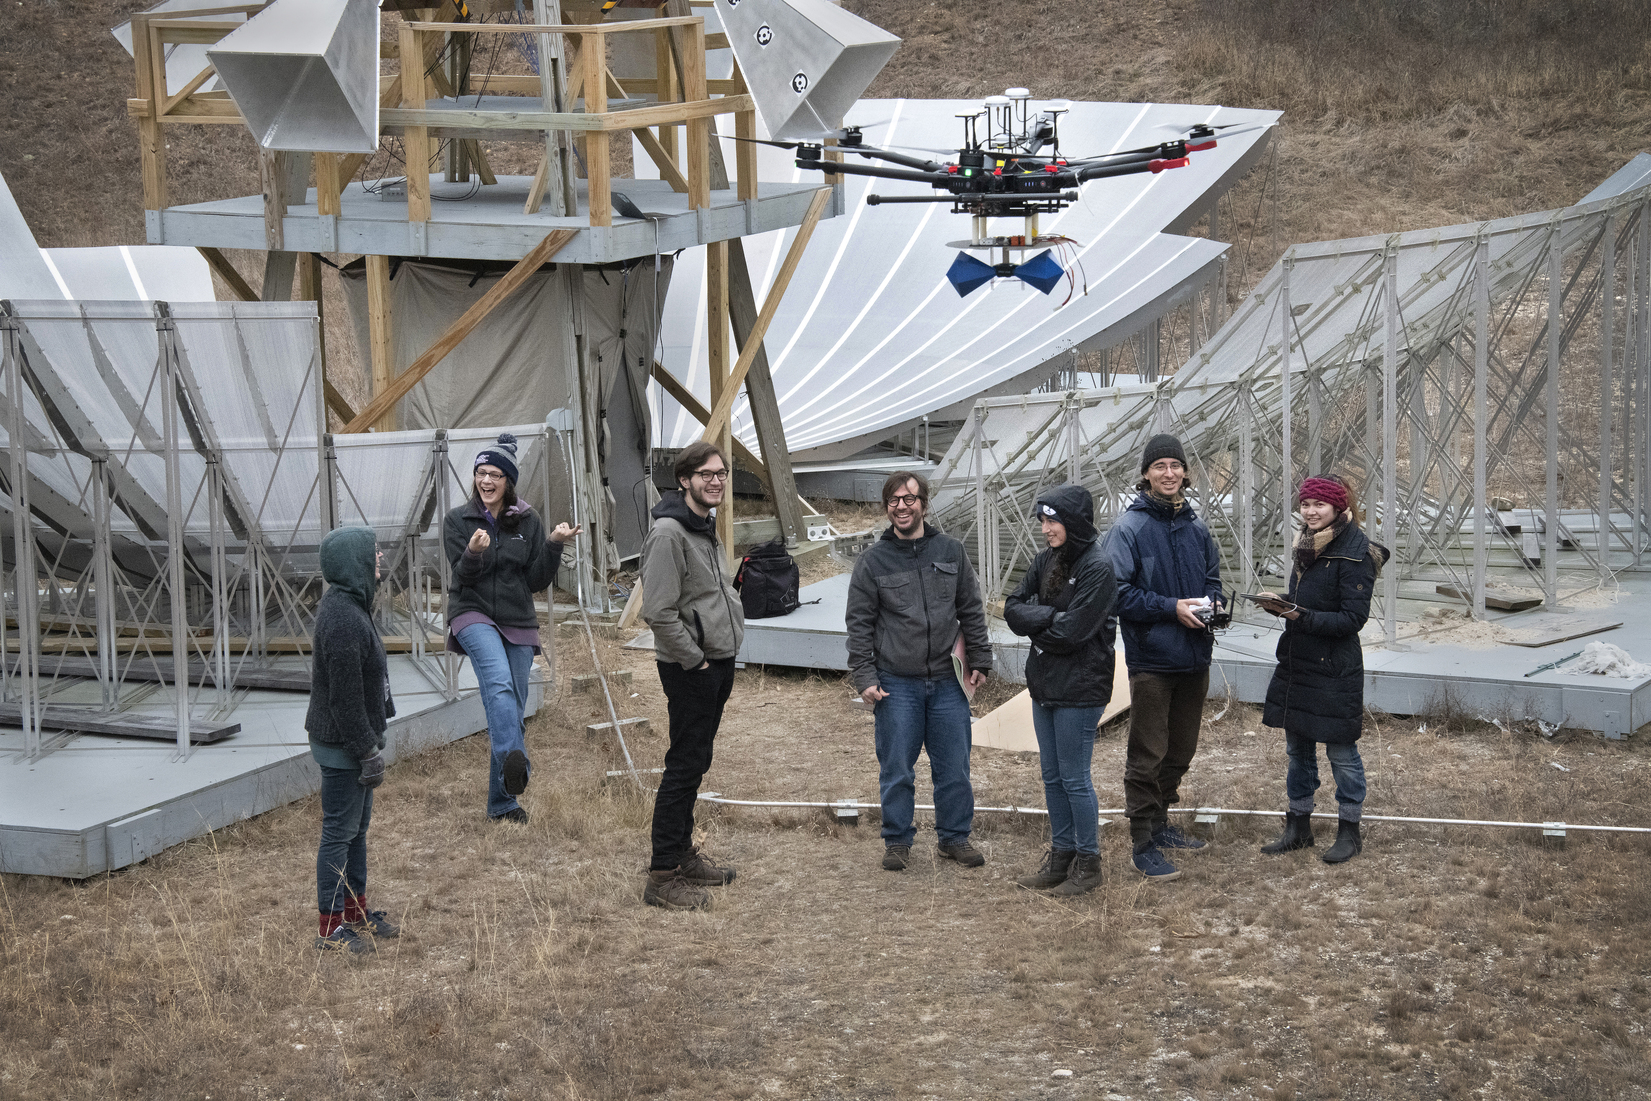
[1321,820,1362,864]
[1259,812,1315,854]
[1049,852,1104,896]
[1016,849,1076,890]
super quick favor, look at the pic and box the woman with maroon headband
[1253,475,1387,864]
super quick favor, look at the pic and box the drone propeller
[1151,120,1269,143]
[727,134,823,153]
[787,120,894,145]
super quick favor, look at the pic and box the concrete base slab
[0,655,541,878]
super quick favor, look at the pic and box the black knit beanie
[1140,433,1186,474]
[475,432,521,486]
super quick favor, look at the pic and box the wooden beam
[341,229,577,433]
[131,15,168,211]
[260,251,296,302]
[706,238,733,564]
[196,248,257,302]
[699,187,831,442]
[735,104,758,201]
[584,31,611,226]
[399,23,432,223]
[649,361,767,478]
[727,239,803,545]
[314,152,342,216]
[366,254,396,432]
[632,126,689,193]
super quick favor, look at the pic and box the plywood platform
[0,656,542,878]
[146,174,833,263]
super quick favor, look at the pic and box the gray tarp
[338,257,672,558]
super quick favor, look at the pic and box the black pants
[1123,668,1210,833]
[651,657,736,870]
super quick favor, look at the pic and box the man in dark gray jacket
[639,440,744,911]
[846,472,992,872]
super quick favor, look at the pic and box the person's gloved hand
[358,752,386,789]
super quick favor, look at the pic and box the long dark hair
[472,477,523,532]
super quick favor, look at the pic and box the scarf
[1146,486,1185,515]
[1293,510,1352,582]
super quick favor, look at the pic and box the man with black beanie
[1102,433,1223,881]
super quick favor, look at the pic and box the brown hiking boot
[679,849,737,886]
[1048,852,1104,896]
[938,839,986,867]
[882,844,912,871]
[1016,849,1076,890]
[643,869,711,911]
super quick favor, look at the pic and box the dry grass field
[4,627,1650,1100]
[4,1,1651,1098]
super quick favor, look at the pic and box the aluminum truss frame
[931,169,1651,638]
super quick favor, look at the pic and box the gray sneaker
[643,869,712,911]
[938,839,986,867]
[881,844,912,871]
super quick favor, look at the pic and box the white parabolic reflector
[639,99,1281,460]
[716,0,900,139]
[207,0,379,153]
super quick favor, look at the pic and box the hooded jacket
[1262,520,1386,743]
[641,490,744,669]
[306,527,395,761]
[1004,485,1118,708]
[1104,491,1223,674]
[443,498,564,630]
[845,520,992,693]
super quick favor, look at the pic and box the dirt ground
[5,623,1650,1100]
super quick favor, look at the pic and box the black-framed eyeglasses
[887,494,923,508]
[475,469,506,482]
[694,469,730,482]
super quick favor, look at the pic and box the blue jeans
[1031,703,1103,855]
[316,760,373,914]
[873,670,974,847]
[1285,733,1366,823]
[458,622,535,818]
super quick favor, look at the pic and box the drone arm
[805,160,956,186]
[1075,158,1188,182]
[851,148,943,172]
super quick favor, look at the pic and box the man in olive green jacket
[638,441,744,911]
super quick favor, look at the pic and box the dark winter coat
[1261,521,1382,743]
[1103,492,1223,674]
[845,522,992,694]
[306,527,395,761]
[443,499,565,629]
[1005,540,1118,708]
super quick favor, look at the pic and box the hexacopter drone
[740,89,1250,299]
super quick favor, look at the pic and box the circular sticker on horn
[755,24,772,46]
[792,72,809,94]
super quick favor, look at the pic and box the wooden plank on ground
[970,662,1131,753]
[1504,616,1623,648]
[1436,584,1543,613]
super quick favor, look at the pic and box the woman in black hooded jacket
[1256,475,1387,865]
[1004,484,1118,895]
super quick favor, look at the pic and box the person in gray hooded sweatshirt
[639,440,744,911]
[1004,484,1117,896]
[306,526,397,954]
